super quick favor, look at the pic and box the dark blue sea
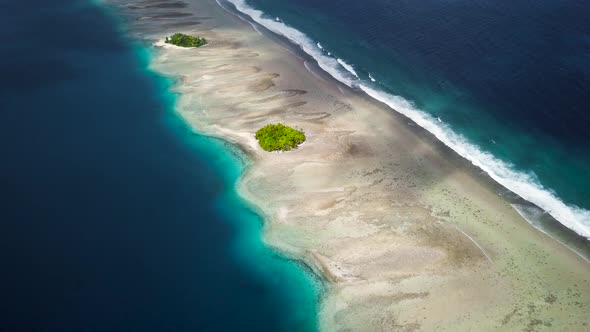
[229,0,590,240]
[0,0,320,331]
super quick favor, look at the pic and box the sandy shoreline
[108,0,590,330]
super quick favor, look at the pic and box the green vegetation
[255,123,306,152]
[165,33,207,47]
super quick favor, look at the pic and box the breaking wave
[224,0,590,240]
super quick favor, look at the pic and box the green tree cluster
[165,33,207,47]
[255,123,306,151]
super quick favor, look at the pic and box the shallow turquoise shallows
[0,1,321,330]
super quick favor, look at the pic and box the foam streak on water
[224,0,590,239]
[337,58,359,78]
[226,0,356,86]
[360,85,590,239]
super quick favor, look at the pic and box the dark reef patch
[142,12,193,19]
[127,1,188,9]
[161,21,202,28]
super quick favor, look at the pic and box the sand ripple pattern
[118,1,590,330]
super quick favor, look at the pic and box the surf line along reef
[115,0,590,329]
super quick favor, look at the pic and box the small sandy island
[109,0,590,330]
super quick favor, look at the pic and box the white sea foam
[226,0,357,87]
[223,0,590,240]
[369,73,376,82]
[360,85,590,239]
[317,42,323,50]
[337,58,359,78]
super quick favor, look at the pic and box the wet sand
[108,0,590,330]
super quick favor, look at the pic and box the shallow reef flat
[109,0,590,330]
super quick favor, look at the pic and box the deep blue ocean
[229,0,590,239]
[0,0,319,331]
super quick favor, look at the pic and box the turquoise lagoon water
[0,1,320,330]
